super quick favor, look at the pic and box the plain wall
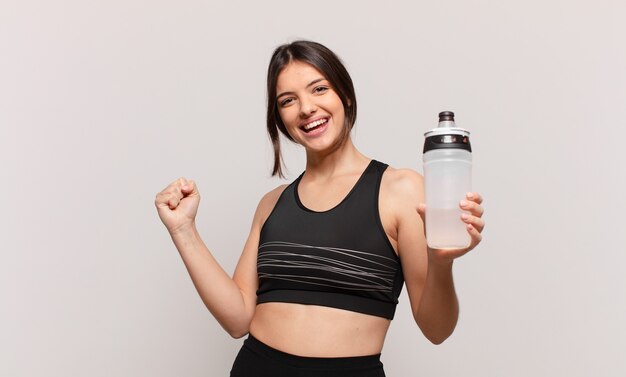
[1,0,625,376]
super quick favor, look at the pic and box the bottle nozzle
[438,111,455,122]
[424,110,471,152]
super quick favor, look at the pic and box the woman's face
[275,61,346,153]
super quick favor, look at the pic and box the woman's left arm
[385,169,485,344]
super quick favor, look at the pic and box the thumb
[181,180,198,196]
[416,203,426,225]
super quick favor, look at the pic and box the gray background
[2,0,625,376]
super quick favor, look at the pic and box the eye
[279,98,294,107]
[314,86,329,93]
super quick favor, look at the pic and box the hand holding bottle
[417,191,484,264]
[154,177,201,234]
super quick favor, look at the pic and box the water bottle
[423,111,472,249]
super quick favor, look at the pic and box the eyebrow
[276,78,327,99]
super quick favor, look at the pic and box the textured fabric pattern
[258,241,398,292]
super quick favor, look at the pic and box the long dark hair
[266,40,357,178]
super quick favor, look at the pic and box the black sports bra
[255,160,404,319]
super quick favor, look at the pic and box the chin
[305,139,344,155]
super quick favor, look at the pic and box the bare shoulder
[254,184,289,227]
[378,166,424,249]
[259,184,289,208]
[381,166,424,203]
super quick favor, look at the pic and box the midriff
[248,302,391,357]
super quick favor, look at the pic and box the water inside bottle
[426,207,471,249]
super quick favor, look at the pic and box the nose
[299,97,317,117]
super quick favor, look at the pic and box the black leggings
[230,333,386,377]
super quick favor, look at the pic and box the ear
[346,99,352,107]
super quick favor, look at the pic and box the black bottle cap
[423,134,472,153]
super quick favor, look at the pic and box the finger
[416,204,426,227]
[177,177,189,193]
[167,195,179,210]
[466,223,483,249]
[460,200,484,217]
[182,180,200,198]
[471,204,484,218]
[155,189,180,208]
[154,192,171,209]
[461,213,485,232]
[466,192,483,205]
[167,181,187,208]
[182,180,193,191]
[169,186,186,207]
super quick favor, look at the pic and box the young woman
[155,40,485,377]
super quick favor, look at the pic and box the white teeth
[303,118,328,130]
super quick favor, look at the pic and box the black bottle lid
[423,111,472,153]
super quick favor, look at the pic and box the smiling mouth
[301,118,329,133]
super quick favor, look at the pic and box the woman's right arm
[155,177,286,338]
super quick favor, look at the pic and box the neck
[303,138,369,179]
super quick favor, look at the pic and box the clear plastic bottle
[423,111,472,249]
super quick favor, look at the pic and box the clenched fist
[154,177,200,234]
